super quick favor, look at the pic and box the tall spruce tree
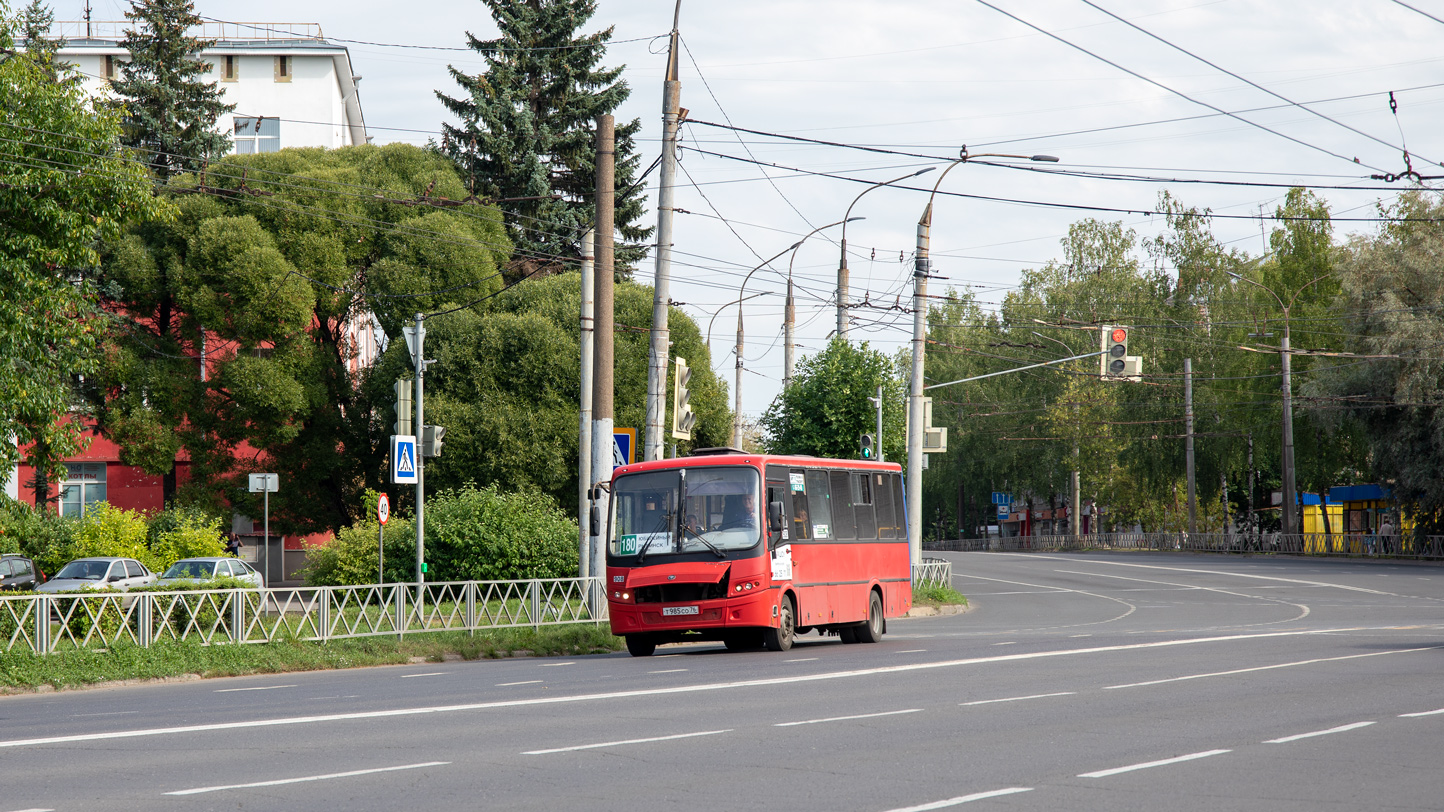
[437,0,651,277]
[18,0,72,83]
[110,0,233,179]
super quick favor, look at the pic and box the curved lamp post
[905,149,1058,563]
[836,167,936,341]
[785,215,865,386]
[731,217,859,449]
[1226,269,1333,538]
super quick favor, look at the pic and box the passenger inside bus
[721,493,757,529]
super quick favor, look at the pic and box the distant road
[4,552,1442,811]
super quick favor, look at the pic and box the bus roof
[612,451,903,481]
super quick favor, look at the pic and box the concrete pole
[875,384,884,463]
[645,3,683,463]
[413,312,425,600]
[1280,319,1297,537]
[578,229,595,578]
[733,305,744,449]
[906,205,932,565]
[783,276,795,388]
[1185,357,1197,535]
[590,117,616,584]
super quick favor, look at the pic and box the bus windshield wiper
[636,511,673,565]
[681,524,727,558]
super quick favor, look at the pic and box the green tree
[17,0,70,83]
[94,144,509,533]
[110,0,234,179]
[760,339,905,462]
[436,0,651,275]
[0,7,167,508]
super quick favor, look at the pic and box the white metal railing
[912,558,953,588]
[48,21,324,43]
[925,532,1444,559]
[0,577,607,655]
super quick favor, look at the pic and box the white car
[35,557,157,593]
[156,557,264,589]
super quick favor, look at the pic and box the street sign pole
[377,493,390,585]
[249,474,279,585]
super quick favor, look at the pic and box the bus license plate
[662,606,699,616]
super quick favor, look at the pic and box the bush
[0,496,77,574]
[147,508,228,570]
[302,517,416,587]
[426,483,577,582]
[70,503,156,571]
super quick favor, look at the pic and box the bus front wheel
[764,596,795,652]
[625,635,657,657]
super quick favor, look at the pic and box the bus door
[765,466,794,585]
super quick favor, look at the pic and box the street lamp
[837,167,936,341]
[786,216,864,386]
[733,218,859,449]
[906,149,1058,564]
[1226,268,1333,539]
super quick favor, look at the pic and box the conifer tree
[18,0,71,83]
[437,0,651,277]
[110,0,233,179]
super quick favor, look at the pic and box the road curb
[905,602,970,618]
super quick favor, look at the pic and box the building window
[102,55,115,81]
[59,463,106,518]
[274,55,291,82]
[233,116,280,154]
[222,55,237,82]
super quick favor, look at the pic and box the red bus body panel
[605,452,911,639]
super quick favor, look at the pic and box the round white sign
[378,493,390,525]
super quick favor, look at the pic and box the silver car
[156,557,264,589]
[34,557,157,593]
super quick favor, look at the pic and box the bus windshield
[609,467,762,559]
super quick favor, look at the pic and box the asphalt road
[2,552,1442,811]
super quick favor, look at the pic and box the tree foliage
[0,7,167,501]
[109,0,234,179]
[436,0,651,274]
[761,339,905,461]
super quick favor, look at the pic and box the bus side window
[874,472,897,538]
[829,470,856,539]
[852,473,877,539]
[788,470,811,540]
[805,470,833,539]
[890,473,906,534]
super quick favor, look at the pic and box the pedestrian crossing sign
[391,435,418,484]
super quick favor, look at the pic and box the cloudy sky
[70,0,1444,421]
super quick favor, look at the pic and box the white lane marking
[538,662,575,667]
[961,692,1075,706]
[1006,554,1415,599]
[1400,707,1444,717]
[164,761,449,795]
[0,628,1391,750]
[958,572,1137,628]
[882,787,1033,811]
[784,657,818,662]
[1052,568,1311,625]
[649,669,688,674]
[497,680,542,687]
[523,729,730,755]
[897,649,928,653]
[70,711,141,717]
[215,685,297,693]
[992,642,1016,646]
[1103,646,1442,689]
[1070,634,1091,638]
[1266,721,1375,743]
[400,673,447,679]
[1079,749,1231,778]
[7,808,56,812]
[776,709,922,727]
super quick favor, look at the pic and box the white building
[52,20,368,154]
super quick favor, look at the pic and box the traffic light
[860,433,876,460]
[394,379,412,436]
[422,424,445,457]
[1100,325,1129,378]
[671,357,696,440]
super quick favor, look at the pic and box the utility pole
[644,1,683,462]
[411,313,426,598]
[578,229,595,578]
[1247,433,1255,532]
[906,205,932,565]
[1280,322,1298,537]
[733,299,745,449]
[783,276,795,388]
[590,116,616,585]
[868,384,883,462]
[1185,357,1197,535]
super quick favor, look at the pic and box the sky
[65,0,1444,423]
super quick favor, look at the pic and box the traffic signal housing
[860,433,876,460]
[394,379,413,436]
[422,424,445,457]
[1101,325,1129,379]
[671,357,696,440]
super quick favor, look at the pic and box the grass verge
[0,624,624,693]
[912,583,968,608]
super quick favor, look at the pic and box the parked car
[34,557,157,593]
[0,554,46,591]
[156,557,264,589]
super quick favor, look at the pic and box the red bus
[605,449,912,656]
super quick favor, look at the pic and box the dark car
[0,554,46,591]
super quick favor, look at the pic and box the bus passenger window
[805,470,833,539]
[788,470,810,540]
[875,473,897,538]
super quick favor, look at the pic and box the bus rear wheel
[763,595,795,652]
[854,591,884,644]
[625,635,657,657]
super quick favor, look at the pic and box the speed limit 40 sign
[377,493,390,525]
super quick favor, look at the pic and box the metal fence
[912,558,953,588]
[0,577,608,656]
[925,532,1444,560]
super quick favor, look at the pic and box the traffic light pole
[412,313,425,602]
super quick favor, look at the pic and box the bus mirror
[589,505,602,538]
[767,501,784,533]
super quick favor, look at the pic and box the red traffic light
[1110,327,1128,344]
